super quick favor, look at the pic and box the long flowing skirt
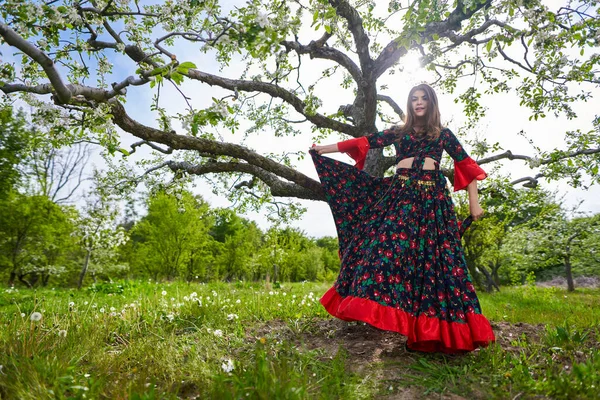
[312,151,495,353]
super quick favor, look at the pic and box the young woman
[310,83,495,353]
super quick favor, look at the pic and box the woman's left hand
[470,203,484,221]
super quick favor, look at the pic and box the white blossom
[221,358,234,373]
[58,329,67,338]
[256,12,270,28]
[213,329,223,337]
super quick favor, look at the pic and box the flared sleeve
[442,129,487,191]
[337,130,400,170]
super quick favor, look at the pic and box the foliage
[0,0,598,215]
[0,191,76,287]
[0,105,31,199]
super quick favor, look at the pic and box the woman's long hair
[391,84,442,141]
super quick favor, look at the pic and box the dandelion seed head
[58,329,67,337]
[20,313,25,318]
[30,312,42,321]
[213,329,223,337]
[161,290,167,296]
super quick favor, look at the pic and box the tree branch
[109,101,324,197]
[280,37,362,83]
[372,0,493,79]
[328,0,372,72]
[185,69,358,136]
[0,23,72,103]
[164,161,325,200]
[377,94,405,121]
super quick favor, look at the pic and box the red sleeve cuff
[453,157,487,191]
[337,137,370,170]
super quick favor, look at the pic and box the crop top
[336,128,487,191]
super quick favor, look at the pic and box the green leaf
[171,72,184,85]
[178,61,197,70]
[486,40,493,53]
[118,148,130,156]
[324,25,331,34]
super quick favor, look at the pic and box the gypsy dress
[310,128,496,353]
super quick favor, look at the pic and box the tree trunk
[481,265,500,293]
[78,249,92,289]
[17,273,32,288]
[8,271,16,287]
[564,254,575,292]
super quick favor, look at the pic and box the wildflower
[212,290,218,297]
[278,303,282,307]
[69,301,75,308]
[183,296,189,302]
[58,329,67,338]
[269,291,274,296]
[161,290,167,296]
[166,314,174,322]
[110,307,116,312]
[213,329,223,337]
[226,314,238,321]
[84,373,90,378]
[84,301,89,305]
[20,313,25,318]
[235,299,241,304]
[259,337,266,344]
[190,292,198,298]
[30,312,42,321]
[221,358,234,373]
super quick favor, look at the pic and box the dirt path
[249,318,548,399]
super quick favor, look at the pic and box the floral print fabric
[311,132,495,353]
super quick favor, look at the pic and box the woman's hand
[470,203,484,221]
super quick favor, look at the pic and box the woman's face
[411,89,428,119]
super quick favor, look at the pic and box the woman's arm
[466,179,484,221]
[311,143,338,155]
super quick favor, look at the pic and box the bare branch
[377,94,405,121]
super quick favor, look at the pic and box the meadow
[0,281,599,399]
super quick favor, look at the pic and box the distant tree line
[1,105,599,290]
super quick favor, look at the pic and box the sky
[1,0,599,238]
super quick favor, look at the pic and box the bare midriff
[396,157,438,170]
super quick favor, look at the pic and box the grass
[0,281,599,399]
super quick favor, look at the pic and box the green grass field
[0,281,599,399]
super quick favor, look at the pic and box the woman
[310,83,495,353]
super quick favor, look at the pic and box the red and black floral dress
[310,128,495,353]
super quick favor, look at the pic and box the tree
[0,0,598,213]
[501,206,600,291]
[458,184,563,290]
[75,184,129,288]
[132,190,213,281]
[0,105,31,199]
[0,192,71,286]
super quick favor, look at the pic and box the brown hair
[391,83,442,140]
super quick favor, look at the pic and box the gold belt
[397,175,436,186]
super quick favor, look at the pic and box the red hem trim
[337,137,370,170]
[320,286,495,353]
[453,157,487,192]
